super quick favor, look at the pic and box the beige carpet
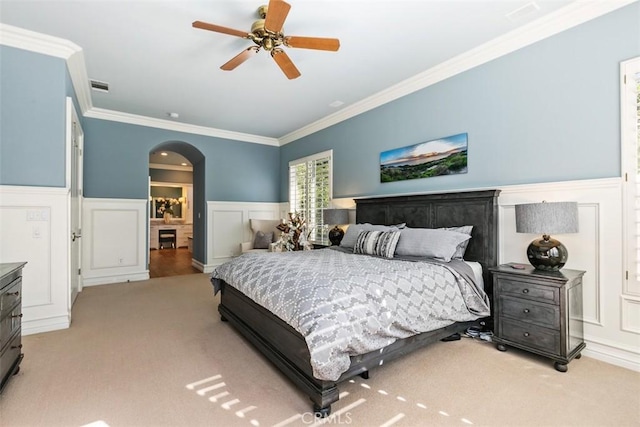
[1,273,638,427]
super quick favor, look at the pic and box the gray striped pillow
[353,230,401,258]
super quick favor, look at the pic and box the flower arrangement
[156,197,180,216]
[275,212,313,251]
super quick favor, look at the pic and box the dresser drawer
[500,295,560,329]
[0,331,22,392]
[0,278,21,315]
[499,318,560,354]
[0,305,22,352]
[496,277,559,304]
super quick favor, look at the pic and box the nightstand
[489,264,586,372]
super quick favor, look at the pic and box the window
[289,150,332,245]
[622,58,640,294]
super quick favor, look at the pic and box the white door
[68,98,84,307]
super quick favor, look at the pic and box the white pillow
[441,225,473,260]
[395,228,471,262]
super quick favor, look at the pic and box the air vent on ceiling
[89,79,109,93]
[506,1,540,22]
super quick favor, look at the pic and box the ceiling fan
[192,0,340,80]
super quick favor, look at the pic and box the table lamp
[323,208,349,246]
[515,201,579,271]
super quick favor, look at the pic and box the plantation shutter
[622,63,640,293]
[289,150,332,245]
[633,72,640,284]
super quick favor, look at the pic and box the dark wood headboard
[355,189,501,288]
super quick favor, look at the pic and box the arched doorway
[148,141,206,278]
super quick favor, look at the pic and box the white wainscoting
[497,178,638,371]
[0,185,71,335]
[82,198,149,286]
[338,178,637,371]
[6,181,636,370]
[204,201,282,271]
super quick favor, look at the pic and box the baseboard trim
[205,257,233,271]
[583,338,640,372]
[83,271,150,287]
[192,258,225,274]
[22,314,70,336]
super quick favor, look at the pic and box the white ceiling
[0,0,605,141]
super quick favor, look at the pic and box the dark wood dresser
[0,262,26,394]
[489,264,585,372]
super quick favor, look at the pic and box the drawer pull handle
[523,309,530,314]
[7,291,20,296]
[522,289,529,294]
[11,313,23,319]
[11,344,23,350]
[523,332,530,337]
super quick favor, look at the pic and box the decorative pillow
[395,228,471,262]
[253,231,274,249]
[353,230,401,258]
[441,225,473,260]
[340,223,404,249]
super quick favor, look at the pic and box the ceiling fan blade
[192,21,249,38]
[264,0,291,33]
[285,36,340,51]
[271,49,300,80]
[221,47,260,71]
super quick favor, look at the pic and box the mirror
[150,185,185,219]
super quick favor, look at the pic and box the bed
[210,189,500,416]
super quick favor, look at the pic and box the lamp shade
[515,201,579,271]
[515,202,579,235]
[323,208,349,225]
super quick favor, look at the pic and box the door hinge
[78,268,81,275]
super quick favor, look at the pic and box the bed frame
[217,189,500,416]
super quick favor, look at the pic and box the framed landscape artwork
[380,133,468,183]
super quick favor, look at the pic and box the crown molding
[278,0,638,145]
[0,24,94,115]
[0,23,80,59]
[2,1,636,147]
[84,107,280,146]
[0,23,277,146]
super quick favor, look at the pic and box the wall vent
[90,79,109,93]
[506,1,540,22]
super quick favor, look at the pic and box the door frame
[66,97,84,308]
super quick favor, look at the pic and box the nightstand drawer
[496,277,559,304]
[0,278,21,315]
[0,305,22,351]
[500,295,560,329]
[500,318,560,354]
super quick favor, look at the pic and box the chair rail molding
[82,198,149,286]
[497,177,638,371]
[206,201,282,272]
[0,185,71,335]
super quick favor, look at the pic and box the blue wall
[1,2,638,204]
[82,118,280,202]
[280,3,640,200]
[0,46,67,186]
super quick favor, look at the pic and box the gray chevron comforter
[210,247,490,381]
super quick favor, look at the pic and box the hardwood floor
[149,248,200,278]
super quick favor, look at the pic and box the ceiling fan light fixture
[192,0,339,79]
